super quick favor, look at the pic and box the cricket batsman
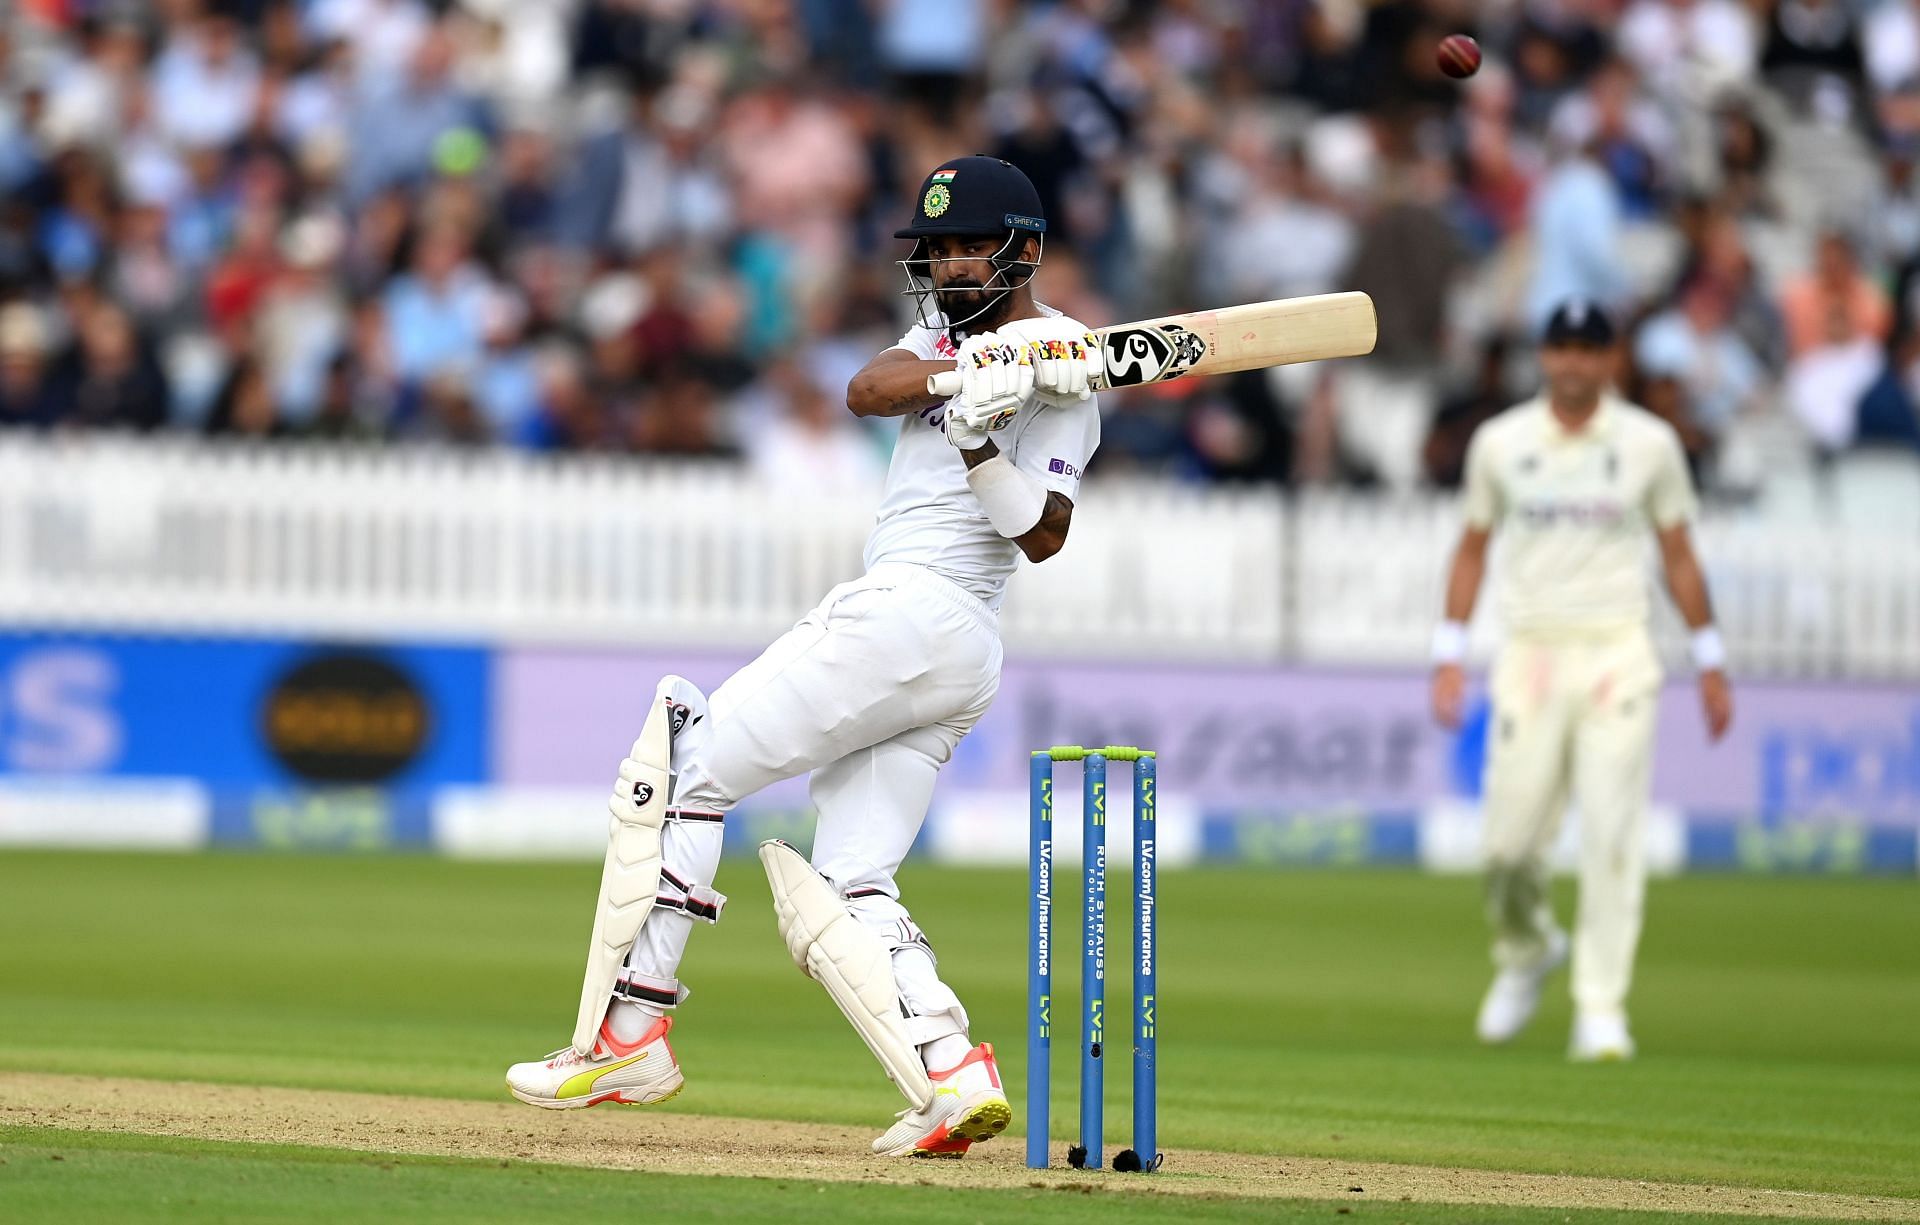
[506,156,1103,1157]
[1430,300,1734,1060]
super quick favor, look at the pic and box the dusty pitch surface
[4,1073,1915,1221]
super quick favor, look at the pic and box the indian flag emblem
[930,169,957,184]
[922,182,951,218]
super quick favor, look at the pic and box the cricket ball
[1437,34,1481,80]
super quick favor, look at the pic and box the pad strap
[657,867,728,923]
[666,807,725,823]
[613,971,686,1010]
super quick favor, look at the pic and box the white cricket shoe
[506,1014,684,1108]
[1475,928,1569,1044]
[1569,1011,1636,1062]
[873,1042,1012,1158]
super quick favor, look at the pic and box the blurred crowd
[3,0,1920,496]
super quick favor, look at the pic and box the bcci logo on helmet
[922,183,951,218]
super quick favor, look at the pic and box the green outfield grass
[1,852,1916,1216]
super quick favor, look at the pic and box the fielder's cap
[1542,298,1616,346]
[895,155,1046,240]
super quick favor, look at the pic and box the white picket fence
[0,435,1916,676]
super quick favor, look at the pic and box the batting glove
[944,409,991,451]
[1000,316,1102,402]
[954,331,1036,432]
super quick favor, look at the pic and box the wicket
[1028,745,1160,1172]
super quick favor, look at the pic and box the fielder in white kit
[1431,301,1734,1061]
[506,157,1105,1158]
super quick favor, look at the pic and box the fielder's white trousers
[627,563,1003,1036]
[1482,626,1661,1017]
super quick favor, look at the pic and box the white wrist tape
[1690,627,1726,672]
[965,454,1048,538]
[1430,621,1468,664]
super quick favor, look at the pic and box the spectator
[382,223,490,390]
[1182,369,1295,485]
[59,300,169,430]
[1635,278,1767,438]
[0,304,61,427]
[1854,327,1920,449]
[630,370,737,458]
[1209,141,1356,306]
[0,0,1908,489]
[305,352,383,442]
[256,213,350,423]
[1868,0,1920,99]
[1616,0,1759,98]
[307,0,430,93]
[1342,150,1464,489]
[1760,0,1866,115]
[1548,59,1671,221]
[1635,370,1714,480]
[204,203,285,344]
[472,287,541,442]
[523,346,605,451]
[495,124,557,242]
[203,356,282,438]
[409,365,490,444]
[41,148,117,283]
[879,0,986,123]
[1528,134,1625,328]
[277,35,352,156]
[1680,209,1785,367]
[1712,101,1776,221]
[151,9,261,151]
[1786,300,1884,451]
[744,362,886,494]
[40,19,146,153]
[107,200,187,326]
[168,145,238,275]
[344,24,483,204]
[1780,231,1892,358]
[1424,336,1512,488]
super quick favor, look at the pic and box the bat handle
[927,369,962,399]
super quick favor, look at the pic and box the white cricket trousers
[624,563,1003,1039]
[1482,626,1661,1017]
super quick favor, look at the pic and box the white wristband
[964,454,1048,538]
[1430,620,1468,664]
[1690,627,1726,672]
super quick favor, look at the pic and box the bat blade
[1096,292,1376,388]
[926,292,1376,399]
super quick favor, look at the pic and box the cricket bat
[925,291,1376,398]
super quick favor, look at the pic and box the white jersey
[864,305,1102,611]
[1463,394,1697,635]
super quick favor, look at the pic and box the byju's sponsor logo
[1047,458,1081,478]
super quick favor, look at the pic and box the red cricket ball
[1437,34,1481,80]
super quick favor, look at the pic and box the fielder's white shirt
[865,305,1102,611]
[1463,394,1697,634]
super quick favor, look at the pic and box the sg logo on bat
[1101,324,1208,387]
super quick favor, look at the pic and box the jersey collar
[1537,393,1618,444]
